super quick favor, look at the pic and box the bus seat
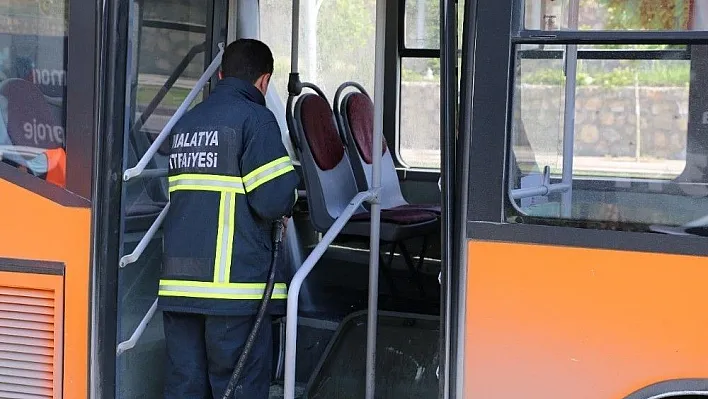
[333,82,440,215]
[289,85,438,240]
[0,78,63,150]
[287,83,438,297]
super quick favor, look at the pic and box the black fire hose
[221,218,286,399]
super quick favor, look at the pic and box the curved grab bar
[124,42,224,182]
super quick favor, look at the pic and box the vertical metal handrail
[560,0,580,217]
[119,202,170,268]
[365,0,387,394]
[116,298,159,355]
[283,190,376,399]
[123,42,225,182]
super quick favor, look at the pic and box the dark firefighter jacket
[158,77,300,316]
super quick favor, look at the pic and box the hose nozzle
[272,218,286,244]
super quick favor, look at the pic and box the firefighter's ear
[218,70,223,79]
[255,73,271,95]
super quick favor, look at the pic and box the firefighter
[158,38,299,399]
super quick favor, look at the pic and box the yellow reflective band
[158,280,288,300]
[223,192,236,282]
[243,156,295,192]
[168,174,245,193]
[213,192,233,283]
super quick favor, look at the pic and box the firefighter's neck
[217,71,270,96]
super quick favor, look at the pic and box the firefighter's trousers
[162,311,272,399]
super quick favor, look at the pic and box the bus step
[303,310,440,399]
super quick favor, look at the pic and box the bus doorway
[107,0,448,396]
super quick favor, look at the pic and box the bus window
[403,0,439,49]
[122,0,209,220]
[400,57,441,168]
[398,0,463,169]
[507,42,707,228]
[260,0,376,104]
[0,1,67,187]
[523,0,704,32]
[129,0,208,147]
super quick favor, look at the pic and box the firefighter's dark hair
[221,39,274,82]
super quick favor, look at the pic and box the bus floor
[263,246,441,399]
[269,382,307,398]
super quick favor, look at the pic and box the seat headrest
[0,78,63,150]
[299,94,345,171]
[345,92,386,165]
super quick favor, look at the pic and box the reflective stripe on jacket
[158,77,300,316]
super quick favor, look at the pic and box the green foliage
[401,58,441,82]
[317,0,374,53]
[401,68,426,82]
[520,62,690,87]
[403,0,439,48]
[136,86,196,109]
[596,0,691,30]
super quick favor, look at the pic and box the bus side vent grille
[0,286,58,399]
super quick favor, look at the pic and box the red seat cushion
[389,203,441,214]
[345,93,385,165]
[351,208,437,225]
[300,95,344,171]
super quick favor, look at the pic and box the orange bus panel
[0,178,90,399]
[464,240,708,398]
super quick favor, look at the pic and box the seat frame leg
[416,235,429,272]
[378,242,399,297]
[397,240,426,298]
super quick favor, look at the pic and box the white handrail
[364,0,387,394]
[119,202,170,268]
[283,190,376,399]
[123,42,225,182]
[116,298,158,356]
[511,183,570,200]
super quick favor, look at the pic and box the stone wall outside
[400,82,689,162]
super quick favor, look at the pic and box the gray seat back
[334,82,408,209]
[287,84,368,233]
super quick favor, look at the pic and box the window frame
[399,0,443,55]
[396,0,465,172]
[65,0,100,201]
[0,0,99,203]
[505,3,708,228]
[395,0,441,170]
[509,44,693,183]
[519,0,701,34]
